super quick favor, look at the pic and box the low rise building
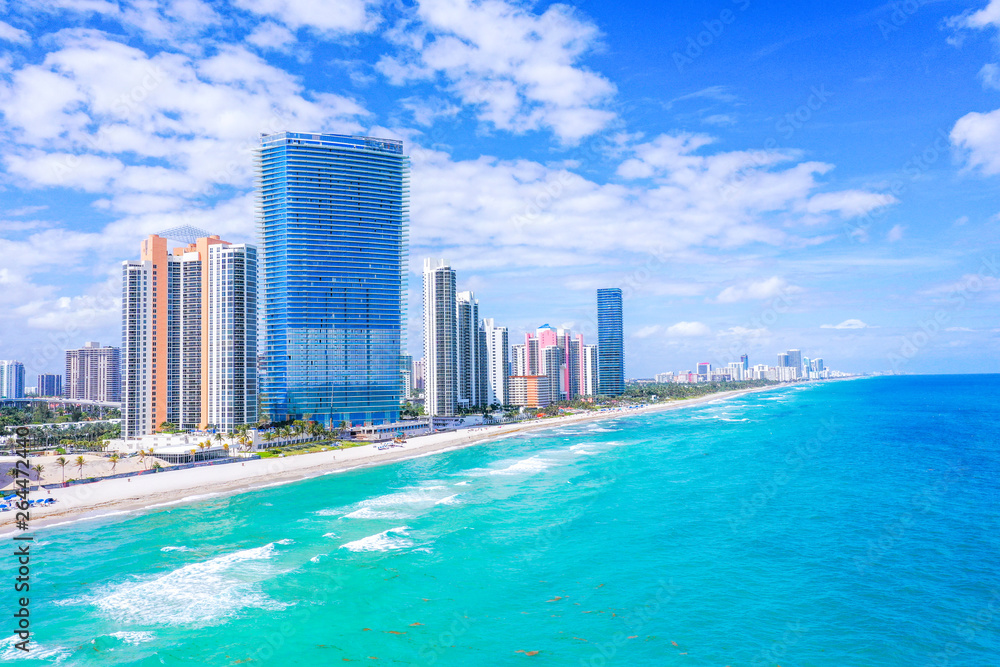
[509,375,552,408]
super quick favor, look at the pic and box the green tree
[75,455,85,478]
[33,464,44,482]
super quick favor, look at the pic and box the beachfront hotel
[64,342,121,402]
[597,288,624,396]
[256,132,409,428]
[423,259,458,417]
[121,232,257,438]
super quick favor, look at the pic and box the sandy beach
[8,384,788,532]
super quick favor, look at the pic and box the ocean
[4,375,999,665]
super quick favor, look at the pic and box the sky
[0,0,999,380]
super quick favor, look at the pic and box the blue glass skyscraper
[597,288,624,396]
[257,132,408,427]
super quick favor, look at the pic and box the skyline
[1,0,999,378]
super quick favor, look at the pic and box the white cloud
[821,319,870,329]
[717,326,769,339]
[887,224,905,242]
[703,114,736,127]
[400,96,462,126]
[920,274,1000,298]
[951,107,1000,175]
[949,1,1000,175]
[634,325,662,339]
[714,276,801,304]
[0,20,30,44]
[246,20,297,50]
[958,0,1000,29]
[666,321,711,337]
[378,0,616,142]
[405,129,901,270]
[981,63,1000,90]
[803,190,898,219]
[0,32,370,202]
[234,0,381,33]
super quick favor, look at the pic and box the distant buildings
[423,259,458,417]
[37,374,62,398]
[652,349,836,385]
[787,349,802,372]
[597,288,624,396]
[122,233,257,438]
[65,342,120,402]
[257,132,408,428]
[412,358,425,392]
[400,354,413,402]
[0,360,25,399]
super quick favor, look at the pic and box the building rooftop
[259,131,404,155]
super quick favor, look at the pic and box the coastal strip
[10,383,804,533]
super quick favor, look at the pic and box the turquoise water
[4,376,999,665]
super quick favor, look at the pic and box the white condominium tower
[423,258,457,417]
[456,291,487,409]
[482,318,509,407]
[582,344,598,396]
[122,232,257,438]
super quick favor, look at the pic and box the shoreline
[12,383,807,533]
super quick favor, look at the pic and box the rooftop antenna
[156,225,213,245]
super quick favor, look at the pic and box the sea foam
[84,542,290,626]
[339,526,413,552]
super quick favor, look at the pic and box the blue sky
[0,0,998,379]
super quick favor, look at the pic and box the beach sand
[8,385,785,532]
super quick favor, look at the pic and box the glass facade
[257,132,408,427]
[597,288,624,396]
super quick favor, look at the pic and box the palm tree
[109,455,119,474]
[339,420,350,439]
[32,464,44,482]
[190,448,197,464]
[75,455,85,478]
[138,449,147,470]
[56,456,68,483]
[222,442,230,458]
[214,432,224,448]
[151,460,163,472]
